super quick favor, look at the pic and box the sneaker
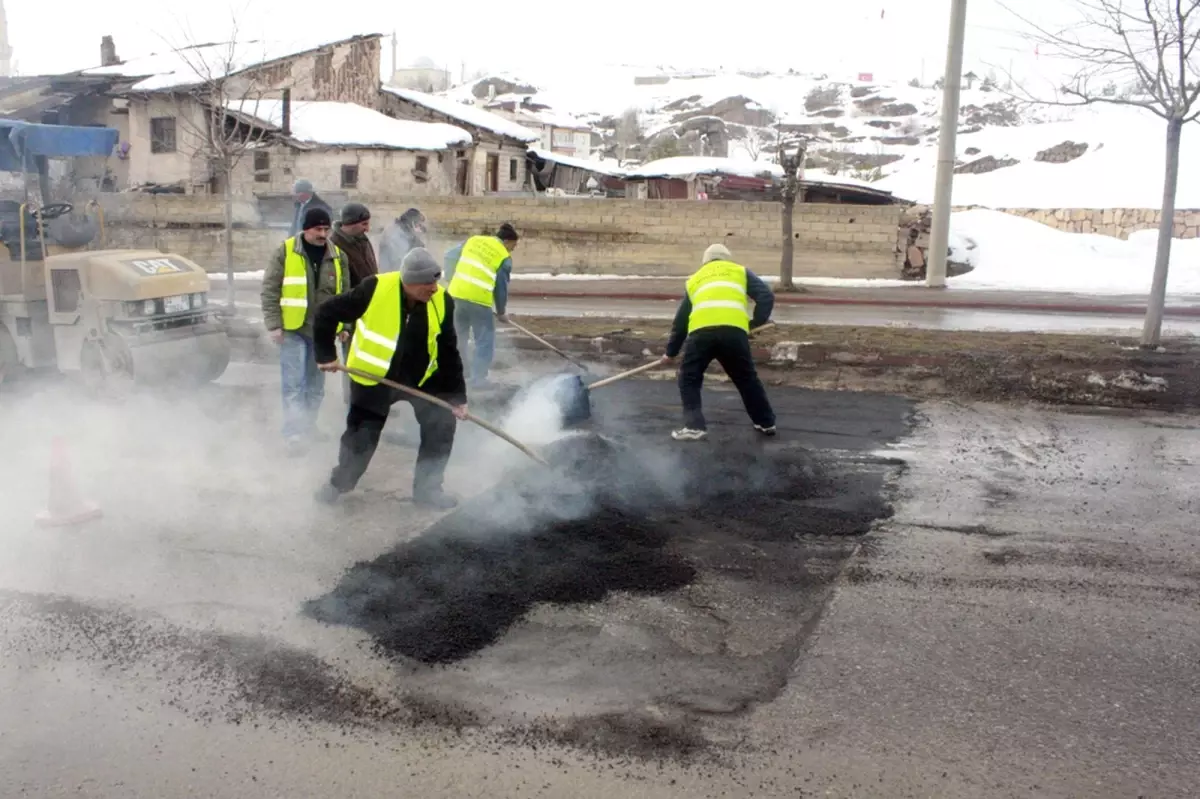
[671,428,708,441]
[314,483,344,505]
[754,424,778,437]
[413,489,458,511]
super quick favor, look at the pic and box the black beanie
[497,222,519,242]
[303,206,332,231]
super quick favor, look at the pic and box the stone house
[76,34,384,194]
[221,98,472,196]
[378,86,538,195]
[483,94,593,159]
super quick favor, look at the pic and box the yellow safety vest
[447,235,508,308]
[280,237,346,331]
[346,271,445,387]
[685,259,751,334]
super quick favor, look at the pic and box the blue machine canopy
[0,120,119,172]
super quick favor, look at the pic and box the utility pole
[926,0,969,288]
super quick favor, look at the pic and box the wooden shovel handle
[506,318,590,372]
[586,321,776,394]
[336,365,548,466]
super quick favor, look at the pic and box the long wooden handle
[587,359,667,391]
[586,321,777,394]
[337,365,548,466]
[506,318,590,372]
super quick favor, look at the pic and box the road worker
[443,223,519,388]
[312,248,468,510]
[661,243,777,441]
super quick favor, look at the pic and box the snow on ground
[225,100,472,150]
[381,86,539,143]
[877,105,1200,209]
[947,209,1200,294]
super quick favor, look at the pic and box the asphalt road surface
[1,360,1197,797]
[216,278,1200,336]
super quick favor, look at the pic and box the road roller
[0,120,231,390]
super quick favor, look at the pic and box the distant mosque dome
[410,56,436,69]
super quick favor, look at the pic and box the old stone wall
[995,207,1200,240]
[92,195,906,278]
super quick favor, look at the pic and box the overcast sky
[10,0,1080,85]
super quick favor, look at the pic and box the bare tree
[166,26,273,312]
[739,128,770,161]
[1000,0,1199,347]
[615,108,643,165]
[778,137,808,292]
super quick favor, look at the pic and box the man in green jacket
[260,206,348,455]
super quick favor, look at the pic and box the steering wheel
[34,202,74,220]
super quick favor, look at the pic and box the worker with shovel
[444,223,519,389]
[312,248,468,510]
[661,243,777,442]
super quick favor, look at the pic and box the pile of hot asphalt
[304,429,890,664]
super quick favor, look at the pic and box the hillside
[443,66,1199,210]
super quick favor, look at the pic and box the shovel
[544,322,778,427]
[336,365,548,466]
[505,318,591,373]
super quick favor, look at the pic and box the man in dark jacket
[313,248,467,510]
[330,202,379,404]
[378,208,427,273]
[661,243,776,442]
[330,202,378,289]
[289,179,333,238]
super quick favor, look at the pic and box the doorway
[455,159,469,195]
[485,154,499,193]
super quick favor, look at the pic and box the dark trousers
[329,395,457,496]
[678,326,775,431]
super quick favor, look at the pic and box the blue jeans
[454,300,495,384]
[280,332,325,440]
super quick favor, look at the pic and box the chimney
[100,35,119,67]
[280,89,291,137]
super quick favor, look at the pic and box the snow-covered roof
[226,100,472,151]
[530,147,627,177]
[381,86,539,143]
[486,95,591,131]
[624,156,784,180]
[82,34,381,93]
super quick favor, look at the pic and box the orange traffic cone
[34,436,103,528]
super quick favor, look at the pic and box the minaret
[0,0,13,77]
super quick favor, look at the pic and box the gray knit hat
[400,247,441,285]
[340,202,370,225]
[703,243,732,264]
[292,178,314,194]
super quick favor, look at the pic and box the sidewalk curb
[506,289,1200,318]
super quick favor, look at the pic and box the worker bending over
[313,248,468,510]
[662,243,777,441]
[444,223,519,388]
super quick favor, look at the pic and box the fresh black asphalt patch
[304,383,913,666]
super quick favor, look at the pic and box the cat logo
[128,258,186,276]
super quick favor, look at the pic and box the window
[314,52,333,83]
[415,155,429,173]
[509,158,518,181]
[50,269,81,313]
[149,117,176,154]
[340,164,358,189]
[253,151,270,183]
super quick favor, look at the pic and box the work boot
[754,424,778,437]
[314,483,344,505]
[413,488,458,511]
[671,428,708,441]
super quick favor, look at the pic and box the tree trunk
[1140,117,1183,348]
[779,193,795,290]
[223,171,236,312]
